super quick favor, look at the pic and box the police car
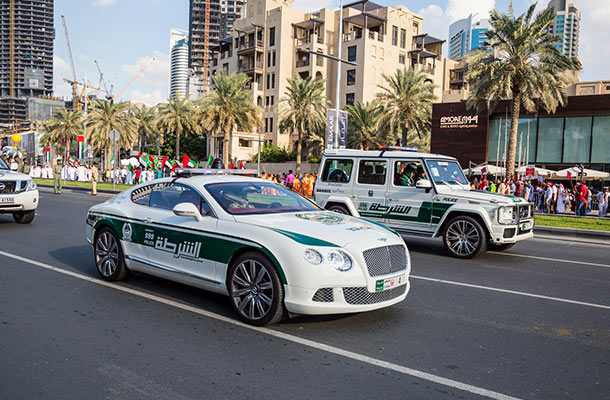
[0,158,38,223]
[85,169,411,326]
[315,147,534,259]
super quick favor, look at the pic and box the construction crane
[202,0,211,93]
[61,15,79,109]
[94,59,113,100]
[113,57,156,101]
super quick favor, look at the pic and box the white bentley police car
[86,169,411,325]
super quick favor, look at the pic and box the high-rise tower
[547,0,580,58]
[448,14,491,59]
[169,29,189,99]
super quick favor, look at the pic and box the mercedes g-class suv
[315,147,534,258]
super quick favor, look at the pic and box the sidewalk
[534,225,610,245]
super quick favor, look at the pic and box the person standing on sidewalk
[91,161,99,196]
[598,187,608,218]
[53,158,62,195]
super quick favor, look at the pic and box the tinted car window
[321,159,353,183]
[150,183,212,215]
[357,160,387,185]
[393,160,425,187]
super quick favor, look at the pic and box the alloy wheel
[95,231,119,277]
[446,219,480,257]
[230,260,274,321]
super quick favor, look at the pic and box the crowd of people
[261,170,317,197]
[470,175,608,218]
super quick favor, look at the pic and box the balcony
[296,56,310,68]
[238,60,263,74]
[237,39,263,55]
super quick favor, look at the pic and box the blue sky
[53,0,607,105]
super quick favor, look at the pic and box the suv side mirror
[173,202,202,222]
[416,179,433,193]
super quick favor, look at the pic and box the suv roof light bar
[175,168,258,178]
[378,145,418,156]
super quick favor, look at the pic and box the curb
[534,225,610,245]
[37,183,123,195]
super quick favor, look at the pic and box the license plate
[375,274,405,291]
[0,197,14,204]
[521,221,532,230]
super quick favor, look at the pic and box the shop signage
[440,115,479,129]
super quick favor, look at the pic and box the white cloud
[419,0,496,43]
[128,89,165,107]
[53,55,73,99]
[119,50,169,102]
[91,0,116,7]
[576,0,610,81]
[292,0,335,13]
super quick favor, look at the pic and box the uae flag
[45,147,51,164]
[182,154,195,168]
[77,135,85,160]
[162,156,170,169]
[138,152,151,168]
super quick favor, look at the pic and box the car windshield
[205,181,321,215]
[425,160,468,185]
[0,158,9,170]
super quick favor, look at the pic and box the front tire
[228,252,285,326]
[443,216,487,259]
[13,210,35,224]
[328,204,350,215]
[94,227,129,281]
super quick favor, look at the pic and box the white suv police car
[0,158,38,223]
[315,147,534,258]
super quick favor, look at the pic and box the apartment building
[169,29,190,99]
[209,0,449,161]
[448,14,491,59]
[547,0,580,59]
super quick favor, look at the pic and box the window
[270,95,274,105]
[392,26,398,46]
[321,159,353,183]
[271,73,275,89]
[348,46,357,62]
[425,160,467,185]
[393,161,424,187]
[413,21,419,34]
[563,116,592,163]
[400,29,406,48]
[266,73,270,89]
[269,27,275,46]
[223,63,229,73]
[239,139,252,148]
[536,118,563,163]
[398,54,405,64]
[267,52,271,67]
[265,96,270,106]
[591,116,610,163]
[346,69,356,85]
[148,183,212,215]
[272,51,276,66]
[358,160,387,185]
[264,118,269,132]
[346,93,355,106]
[269,117,274,132]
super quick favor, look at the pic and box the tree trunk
[175,131,181,161]
[506,90,522,179]
[295,130,302,175]
[223,125,231,168]
[401,124,409,146]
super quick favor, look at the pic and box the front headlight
[498,206,516,224]
[327,250,352,272]
[25,180,37,191]
[303,249,323,265]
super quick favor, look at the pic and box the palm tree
[345,101,382,150]
[43,109,84,162]
[132,104,157,153]
[375,68,436,147]
[85,100,137,168]
[465,3,581,177]
[157,95,199,160]
[198,72,261,166]
[278,74,327,174]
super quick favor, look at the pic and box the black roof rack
[378,145,418,157]
[174,168,258,178]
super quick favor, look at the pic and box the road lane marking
[487,251,610,269]
[411,275,610,310]
[0,250,520,400]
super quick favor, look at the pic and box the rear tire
[443,216,487,259]
[13,210,35,224]
[489,243,515,252]
[328,204,350,215]
[228,251,285,326]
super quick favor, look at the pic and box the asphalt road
[0,188,608,400]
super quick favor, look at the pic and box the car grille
[312,288,334,302]
[518,205,533,219]
[362,245,407,277]
[343,285,407,305]
[0,181,17,194]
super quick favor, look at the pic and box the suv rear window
[358,160,387,185]
[320,159,353,183]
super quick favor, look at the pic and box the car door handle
[143,217,153,224]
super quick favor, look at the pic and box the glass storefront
[488,114,610,164]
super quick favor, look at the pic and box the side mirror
[416,179,433,193]
[173,202,202,222]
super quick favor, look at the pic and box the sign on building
[326,109,348,149]
[439,115,479,129]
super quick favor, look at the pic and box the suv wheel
[443,216,487,259]
[13,210,35,224]
[328,204,350,215]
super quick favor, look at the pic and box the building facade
[188,0,244,98]
[430,94,610,173]
[547,0,580,58]
[169,29,190,99]
[448,14,490,59]
[209,0,449,161]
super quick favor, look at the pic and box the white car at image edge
[85,169,411,325]
[0,158,39,223]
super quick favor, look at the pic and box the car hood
[436,185,528,205]
[0,170,31,180]
[234,211,401,247]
